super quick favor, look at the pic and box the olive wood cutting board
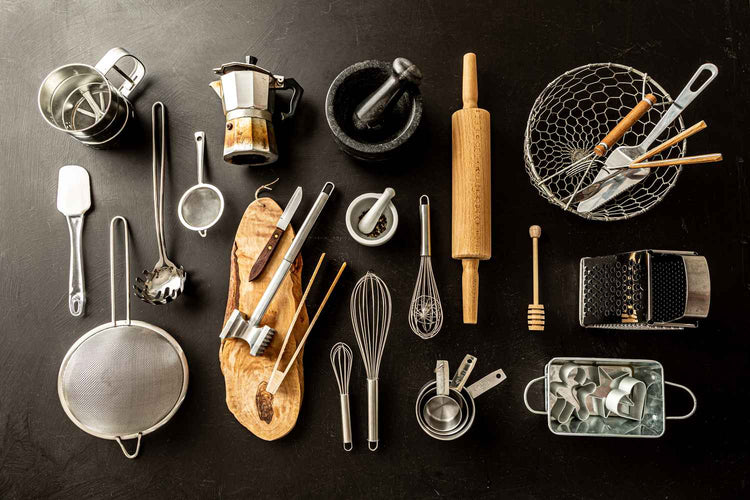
[219,197,308,440]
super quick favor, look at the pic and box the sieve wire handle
[115,433,141,459]
[194,131,205,184]
[109,216,131,325]
[94,48,146,99]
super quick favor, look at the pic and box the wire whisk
[350,271,391,451]
[330,342,353,451]
[409,195,443,339]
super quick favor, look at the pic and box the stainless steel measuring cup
[177,132,225,237]
[38,47,145,148]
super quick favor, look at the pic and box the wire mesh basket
[524,63,686,221]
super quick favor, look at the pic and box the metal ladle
[178,131,224,237]
[134,102,186,305]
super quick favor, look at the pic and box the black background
[1,1,748,498]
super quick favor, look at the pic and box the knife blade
[248,186,303,281]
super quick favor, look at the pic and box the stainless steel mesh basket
[524,63,686,221]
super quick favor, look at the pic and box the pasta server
[578,63,718,213]
[57,165,91,316]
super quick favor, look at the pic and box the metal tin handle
[665,381,698,420]
[419,195,430,257]
[523,376,547,415]
[94,47,146,99]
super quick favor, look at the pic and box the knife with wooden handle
[248,186,303,281]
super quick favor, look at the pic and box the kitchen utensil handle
[419,195,431,257]
[593,94,656,156]
[466,368,507,398]
[523,376,547,415]
[641,64,718,150]
[630,120,707,164]
[665,381,698,420]
[194,131,205,183]
[152,102,169,265]
[279,77,303,121]
[462,259,479,324]
[109,216,131,325]
[115,433,142,459]
[629,153,723,169]
[94,47,146,99]
[340,393,353,451]
[367,378,379,451]
[462,53,478,108]
[435,360,449,396]
[450,354,477,392]
[248,228,285,281]
[66,215,85,316]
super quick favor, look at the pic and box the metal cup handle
[95,47,146,99]
[665,381,698,420]
[523,376,547,415]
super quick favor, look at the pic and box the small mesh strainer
[58,216,188,459]
[178,131,224,237]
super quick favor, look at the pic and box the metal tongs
[220,182,335,356]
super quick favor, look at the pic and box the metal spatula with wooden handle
[578,63,718,213]
[57,165,91,316]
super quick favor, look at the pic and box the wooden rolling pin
[452,53,491,324]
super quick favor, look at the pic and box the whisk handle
[340,394,353,451]
[419,195,431,256]
[594,94,656,156]
[367,378,379,451]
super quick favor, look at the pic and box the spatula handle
[594,94,656,156]
[66,215,85,316]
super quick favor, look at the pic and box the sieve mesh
[524,63,686,221]
[181,187,222,228]
[60,324,185,437]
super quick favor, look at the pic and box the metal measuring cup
[38,47,145,148]
[178,132,224,237]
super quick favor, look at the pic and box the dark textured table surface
[1,1,749,498]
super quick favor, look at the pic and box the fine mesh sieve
[58,216,188,459]
[178,131,224,237]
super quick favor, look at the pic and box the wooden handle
[630,120,707,164]
[594,94,657,156]
[462,53,478,109]
[529,225,541,304]
[268,261,347,394]
[248,227,284,281]
[267,253,326,394]
[629,153,723,169]
[462,259,479,324]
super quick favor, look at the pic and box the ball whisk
[409,196,443,339]
[330,342,353,451]
[350,271,392,451]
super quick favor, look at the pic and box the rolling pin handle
[462,53,478,109]
[462,258,479,324]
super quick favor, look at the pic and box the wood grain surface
[1,0,749,498]
[220,197,307,440]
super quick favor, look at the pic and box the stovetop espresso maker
[210,56,303,166]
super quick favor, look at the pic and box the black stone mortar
[325,60,423,162]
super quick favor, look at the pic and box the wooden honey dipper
[528,225,544,331]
